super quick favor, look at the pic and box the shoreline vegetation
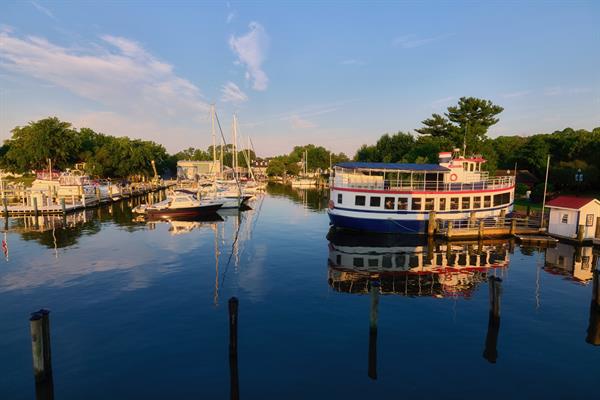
[0,97,598,196]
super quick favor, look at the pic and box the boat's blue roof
[336,162,450,172]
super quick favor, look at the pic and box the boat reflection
[327,230,510,298]
[145,215,224,235]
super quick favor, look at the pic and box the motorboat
[133,192,223,218]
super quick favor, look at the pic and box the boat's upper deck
[332,161,514,193]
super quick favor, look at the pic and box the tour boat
[328,149,515,233]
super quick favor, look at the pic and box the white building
[176,160,220,181]
[546,196,600,242]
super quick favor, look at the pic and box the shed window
[561,214,568,224]
[337,193,343,204]
[397,198,408,210]
[355,195,366,206]
[586,214,594,226]
[370,197,381,207]
[412,198,422,211]
[384,197,395,210]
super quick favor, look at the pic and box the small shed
[546,196,600,242]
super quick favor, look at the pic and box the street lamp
[575,168,584,194]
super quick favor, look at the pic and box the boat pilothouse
[328,149,515,233]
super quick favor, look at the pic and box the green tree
[2,117,80,172]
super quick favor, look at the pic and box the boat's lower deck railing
[331,177,514,192]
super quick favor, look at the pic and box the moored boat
[328,149,515,234]
[134,192,223,218]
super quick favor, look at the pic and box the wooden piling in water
[33,197,39,217]
[228,297,239,400]
[483,276,502,363]
[368,281,379,380]
[577,225,585,242]
[30,309,52,383]
[428,212,436,236]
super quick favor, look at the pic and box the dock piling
[427,212,436,236]
[60,198,66,215]
[228,297,240,400]
[3,197,8,216]
[33,197,39,218]
[586,270,600,346]
[30,309,52,383]
[577,225,585,242]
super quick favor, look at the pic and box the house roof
[336,162,450,172]
[546,196,598,210]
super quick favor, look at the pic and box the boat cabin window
[493,193,511,206]
[439,198,446,211]
[469,163,474,172]
[384,197,395,210]
[336,255,341,265]
[425,198,434,211]
[337,193,343,204]
[450,197,459,210]
[353,257,364,267]
[370,196,381,207]
[397,198,408,210]
[355,195,366,206]
[484,196,491,208]
[463,162,468,171]
[411,198,422,211]
[462,197,470,209]
[368,258,378,267]
[473,196,481,209]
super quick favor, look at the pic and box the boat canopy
[335,162,450,173]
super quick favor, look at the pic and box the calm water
[1,185,599,399]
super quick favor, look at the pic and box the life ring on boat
[450,173,458,182]
[444,273,453,281]
[328,200,335,209]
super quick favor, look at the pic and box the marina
[1,187,599,399]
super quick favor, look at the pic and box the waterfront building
[176,160,221,181]
[546,196,600,242]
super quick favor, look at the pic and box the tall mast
[211,104,216,174]
[232,114,238,181]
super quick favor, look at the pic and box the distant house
[495,169,539,189]
[176,160,221,180]
[546,196,600,242]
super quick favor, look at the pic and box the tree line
[354,97,600,192]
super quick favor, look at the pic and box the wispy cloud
[502,90,531,98]
[229,22,269,91]
[392,34,450,49]
[288,115,316,129]
[226,2,236,23]
[0,31,209,147]
[30,1,56,20]
[544,86,562,96]
[431,96,455,107]
[220,81,248,104]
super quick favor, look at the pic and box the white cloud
[30,1,56,20]
[220,81,248,104]
[288,115,316,129]
[431,96,455,107]
[544,86,562,96]
[393,34,450,49]
[229,22,269,91]
[226,11,236,23]
[0,31,209,147]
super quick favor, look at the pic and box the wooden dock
[1,182,174,217]
[435,216,544,240]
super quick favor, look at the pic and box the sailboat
[291,149,317,188]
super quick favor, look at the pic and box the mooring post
[447,220,453,238]
[30,309,52,383]
[3,197,8,216]
[368,281,380,380]
[478,219,484,239]
[228,297,239,400]
[483,276,502,363]
[95,187,101,204]
[428,211,436,236]
[510,218,517,235]
[60,198,66,215]
[577,225,585,242]
[33,196,39,218]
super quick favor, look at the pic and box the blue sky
[0,1,598,156]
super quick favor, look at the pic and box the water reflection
[327,229,510,297]
[266,183,328,211]
[544,242,599,283]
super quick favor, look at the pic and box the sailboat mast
[211,105,216,174]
